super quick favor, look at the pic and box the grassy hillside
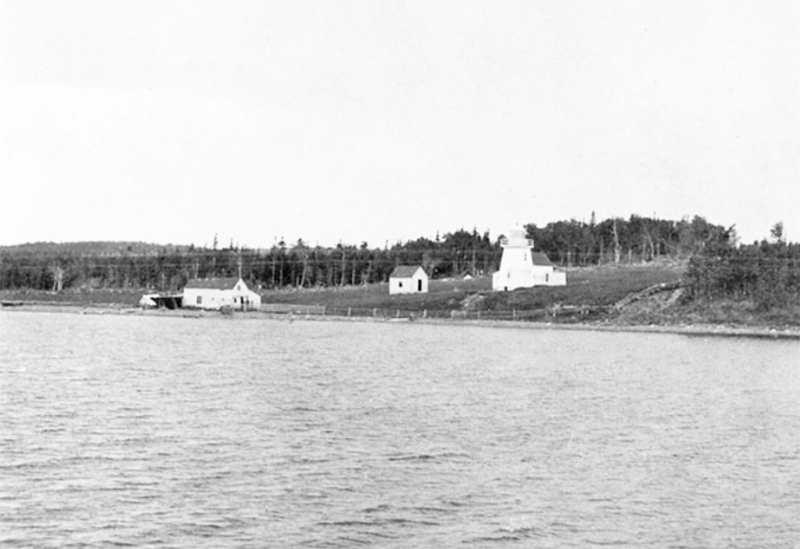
[6,261,798,329]
[1,264,686,315]
[260,264,686,315]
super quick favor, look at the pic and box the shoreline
[4,301,800,340]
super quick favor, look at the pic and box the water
[2,311,799,548]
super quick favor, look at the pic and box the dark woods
[525,214,732,266]
[529,216,800,311]
[0,230,500,293]
[685,227,800,310]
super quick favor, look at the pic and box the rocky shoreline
[4,300,800,340]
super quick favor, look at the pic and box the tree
[49,261,66,292]
[771,221,785,244]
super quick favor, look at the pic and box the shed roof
[531,252,555,267]
[184,277,245,290]
[389,265,425,278]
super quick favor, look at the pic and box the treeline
[0,229,500,292]
[526,214,733,266]
[0,214,746,293]
[685,232,800,310]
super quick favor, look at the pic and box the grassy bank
[4,263,799,330]
[258,264,685,316]
[0,264,681,313]
[0,288,144,307]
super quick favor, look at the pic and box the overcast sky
[2,1,798,248]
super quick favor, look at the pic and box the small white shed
[183,277,262,310]
[389,266,429,295]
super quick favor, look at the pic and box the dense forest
[0,230,499,292]
[684,223,800,310]
[0,214,782,300]
[525,213,733,266]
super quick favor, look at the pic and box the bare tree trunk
[299,255,308,288]
[50,264,65,292]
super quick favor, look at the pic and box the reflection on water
[2,311,799,548]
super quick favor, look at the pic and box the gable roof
[184,277,245,290]
[389,265,425,278]
[531,252,554,267]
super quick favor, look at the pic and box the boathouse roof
[184,277,245,290]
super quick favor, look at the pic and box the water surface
[2,311,799,548]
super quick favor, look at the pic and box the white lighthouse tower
[492,228,566,291]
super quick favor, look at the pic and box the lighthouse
[492,228,566,291]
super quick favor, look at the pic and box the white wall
[184,288,262,310]
[389,271,428,294]
[492,265,566,291]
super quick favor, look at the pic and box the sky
[1,1,799,248]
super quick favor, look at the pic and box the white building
[389,266,429,295]
[492,229,566,291]
[183,277,262,310]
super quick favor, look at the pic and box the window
[197,296,202,305]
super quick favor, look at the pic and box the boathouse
[139,293,183,309]
[389,266,429,295]
[492,228,566,291]
[183,277,262,310]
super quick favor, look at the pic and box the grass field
[6,263,800,328]
[259,263,686,315]
[0,264,687,314]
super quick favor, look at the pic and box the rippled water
[2,311,799,548]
